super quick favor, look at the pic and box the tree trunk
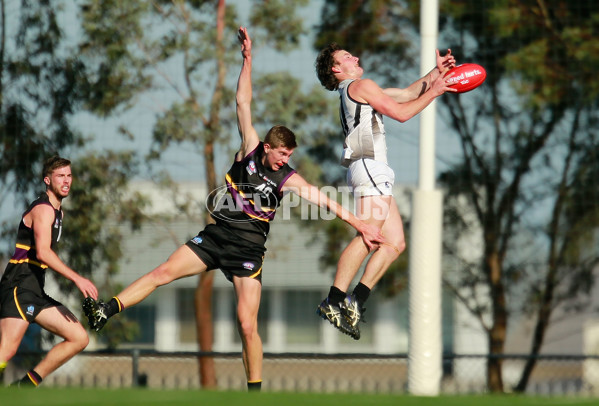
[515,121,578,392]
[195,0,226,388]
[195,139,218,388]
[195,271,216,388]
[514,268,555,392]
[487,251,507,392]
[487,328,505,392]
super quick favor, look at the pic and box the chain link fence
[4,351,599,396]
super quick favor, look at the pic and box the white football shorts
[346,158,395,197]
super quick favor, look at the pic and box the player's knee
[67,325,90,352]
[381,240,405,261]
[150,264,176,286]
[0,345,19,361]
[77,333,90,352]
[237,317,257,341]
[396,239,406,255]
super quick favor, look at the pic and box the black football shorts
[185,223,266,283]
[0,285,62,323]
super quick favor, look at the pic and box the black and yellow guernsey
[210,142,296,245]
[0,193,63,295]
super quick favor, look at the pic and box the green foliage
[0,0,123,265]
[77,0,314,162]
[78,0,154,115]
[314,0,416,85]
[492,2,599,104]
[438,0,599,312]
[0,0,85,198]
[250,0,310,50]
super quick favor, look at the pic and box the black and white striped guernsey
[338,79,388,167]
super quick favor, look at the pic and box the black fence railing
[3,351,599,396]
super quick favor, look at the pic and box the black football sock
[20,370,42,386]
[106,297,124,318]
[247,380,262,391]
[327,286,346,304]
[352,282,371,306]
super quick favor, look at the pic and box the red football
[446,63,487,93]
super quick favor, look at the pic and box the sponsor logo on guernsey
[259,174,277,188]
[191,236,203,245]
[246,161,257,175]
[26,305,35,316]
[242,262,255,270]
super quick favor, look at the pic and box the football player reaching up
[314,43,457,339]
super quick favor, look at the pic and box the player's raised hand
[436,48,456,72]
[238,26,252,58]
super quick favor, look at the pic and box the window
[285,290,321,345]
[126,304,156,346]
[177,288,198,344]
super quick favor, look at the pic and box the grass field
[1,388,598,406]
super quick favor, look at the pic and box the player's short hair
[42,155,71,180]
[264,125,297,150]
[315,43,343,91]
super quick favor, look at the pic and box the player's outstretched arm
[382,49,456,102]
[282,173,386,251]
[31,204,98,299]
[358,71,456,123]
[236,26,260,161]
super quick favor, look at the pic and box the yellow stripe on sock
[27,372,40,386]
[114,296,124,312]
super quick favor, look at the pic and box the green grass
[1,388,597,406]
